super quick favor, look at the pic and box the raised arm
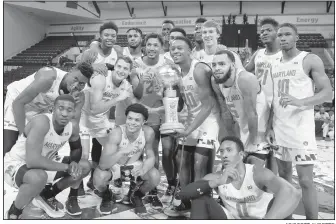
[12,67,57,134]
[253,165,301,219]
[244,50,259,72]
[25,115,69,172]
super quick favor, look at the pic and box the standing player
[93,104,161,214]
[269,23,332,219]
[163,27,187,62]
[4,95,91,219]
[123,28,144,61]
[179,136,301,219]
[4,62,93,156]
[191,17,207,59]
[161,20,175,53]
[244,18,282,174]
[211,49,271,169]
[164,36,219,216]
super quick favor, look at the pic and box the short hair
[162,20,175,27]
[203,20,221,34]
[125,103,149,121]
[54,94,75,106]
[215,49,236,63]
[99,21,118,34]
[195,17,207,24]
[169,27,187,37]
[279,23,298,34]
[173,36,193,50]
[74,62,94,80]
[144,33,164,46]
[116,56,133,71]
[220,136,244,152]
[260,17,279,29]
[126,27,143,36]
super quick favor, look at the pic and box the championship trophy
[158,65,185,134]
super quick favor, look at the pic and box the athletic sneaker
[97,189,117,215]
[32,195,65,218]
[130,191,147,214]
[160,185,176,203]
[148,188,163,209]
[122,181,136,205]
[110,178,123,202]
[65,196,82,216]
[163,202,191,217]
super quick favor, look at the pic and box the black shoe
[160,185,176,203]
[164,201,191,217]
[216,197,224,206]
[122,181,136,205]
[6,203,22,220]
[148,188,163,209]
[131,191,147,214]
[97,189,116,215]
[65,196,82,216]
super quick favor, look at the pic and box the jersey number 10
[278,79,290,97]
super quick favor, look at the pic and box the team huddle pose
[4,17,332,220]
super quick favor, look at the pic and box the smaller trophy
[158,65,185,134]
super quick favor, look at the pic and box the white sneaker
[32,195,65,218]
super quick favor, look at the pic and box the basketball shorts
[274,146,317,165]
[4,90,19,131]
[4,154,68,189]
[178,117,219,150]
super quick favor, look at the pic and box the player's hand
[69,86,84,105]
[279,91,304,108]
[131,165,145,177]
[81,49,98,64]
[219,166,240,185]
[171,129,189,138]
[265,129,275,146]
[67,161,82,179]
[92,63,108,76]
[116,90,131,102]
[245,143,258,153]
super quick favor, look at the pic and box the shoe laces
[48,197,60,211]
[68,196,79,207]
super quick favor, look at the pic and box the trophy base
[160,123,185,134]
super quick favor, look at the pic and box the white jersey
[179,60,217,125]
[272,51,317,149]
[7,67,66,120]
[94,47,118,65]
[8,113,72,161]
[117,124,146,165]
[254,49,282,106]
[219,70,268,145]
[218,164,273,219]
[163,52,173,62]
[134,55,167,125]
[123,47,142,61]
[82,72,133,131]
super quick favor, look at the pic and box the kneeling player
[4,95,91,219]
[179,136,301,219]
[93,104,161,215]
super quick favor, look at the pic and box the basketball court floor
[3,139,334,220]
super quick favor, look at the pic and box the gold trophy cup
[158,65,185,134]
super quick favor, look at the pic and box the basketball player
[211,49,272,169]
[178,136,301,219]
[123,27,144,61]
[191,17,207,59]
[162,20,175,53]
[164,36,219,216]
[163,27,187,62]
[269,23,332,219]
[196,20,245,70]
[4,95,91,219]
[93,104,160,214]
[4,62,93,156]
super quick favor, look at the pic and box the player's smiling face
[170,39,190,64]
[126,112,145,133]
[146,38,162,59]
[114,59,131,82]
[100,28,117,48]
[202,26,219,47]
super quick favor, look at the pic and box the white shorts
[89,121,115,138]
[274,146,317,165]
[4,153,65,189]
[178,117,219,149]
[4,90,18,131]
[79,116,90,140]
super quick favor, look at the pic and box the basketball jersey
[219,70,268,145]
[254,49,282,106]
[123,47,142,61]
[117,124,146,165]
[94,47,118,65]
[7,67,66,120]
[134,55,166,124]
[179,60,217,126]
[217,164,273,219]
[163,52,173,62]
[272,51,317,149]
[9,113,72,161]
[82,72,132,130]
